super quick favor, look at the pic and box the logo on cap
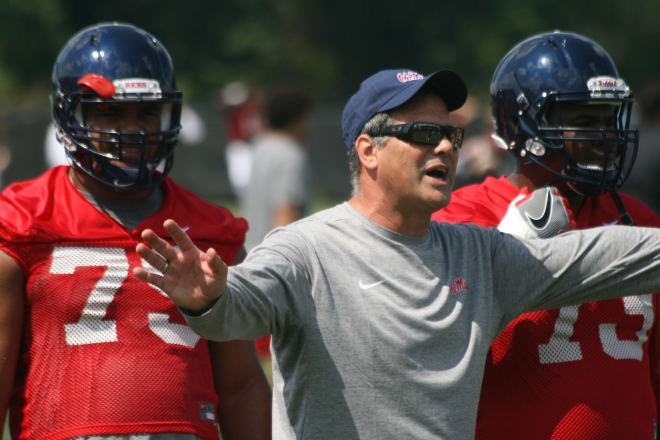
[397,71,424,83]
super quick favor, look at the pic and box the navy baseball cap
[341,68,468,149]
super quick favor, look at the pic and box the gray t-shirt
[185,202,660,440]
[242,133,310,250]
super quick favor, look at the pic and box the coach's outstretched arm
[134,219,227,312]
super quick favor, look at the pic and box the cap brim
[425,69,468,111]
[379,69,467,114]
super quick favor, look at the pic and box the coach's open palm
[133,219,228,312]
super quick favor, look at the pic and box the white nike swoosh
[359,280,385,290]
[601,220,618,226]
[525,188,553,229]
[112,179,134,188]
[182,226,191,232]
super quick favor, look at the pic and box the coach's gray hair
[347,112,393,195]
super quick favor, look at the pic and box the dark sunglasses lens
[410,126,443,145]
[409,124,462,147]
[444,127,463,148]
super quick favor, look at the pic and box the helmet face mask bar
[524,91,637,195]
[490,32,639,196]
[51,23,183,191]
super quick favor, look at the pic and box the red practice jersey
[433,176,660,440]
[0,166,248,440]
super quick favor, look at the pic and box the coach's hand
[498,186,575,239]
[134,219,227,312]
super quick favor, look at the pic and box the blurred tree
[0,0,68,110]
[0,0,658,109]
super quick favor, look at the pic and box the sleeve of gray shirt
[492,224,660,325]
[185,221,660,343]
[185,226,313,341]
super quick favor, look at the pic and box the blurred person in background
[452,98,515,189]
[219,81,263,200]
[0,22,270,440]
[433,31,660,439]
[241,84,312,251]
[44,121,69,168]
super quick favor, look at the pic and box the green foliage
[0,0,658,110]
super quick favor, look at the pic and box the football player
[0,23,270,440]
[433,31,660,439]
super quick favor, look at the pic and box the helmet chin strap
[562,180,634,226]
[564,168,634,225]
[565,164,634,225]
[608,191,635,225]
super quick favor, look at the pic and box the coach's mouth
[423,163,451,185]
[426,169,447,179]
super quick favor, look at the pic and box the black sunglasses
[374,122,464,149]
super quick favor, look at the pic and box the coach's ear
[355,134,378,171]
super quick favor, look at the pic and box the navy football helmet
[51,22,182,190]
[490,31,638,196]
